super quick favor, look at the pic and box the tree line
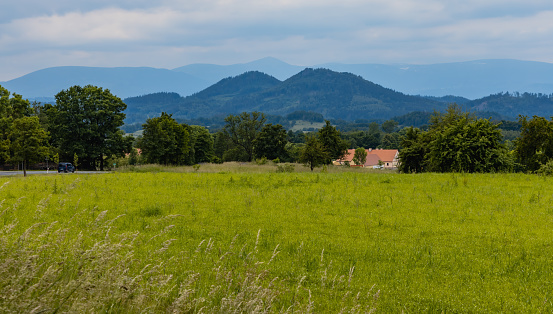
[398,104,553,174]
[3,83,553,175]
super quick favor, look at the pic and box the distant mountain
[124,68,446,124]
[0,66,211,99]
[319,59,553,99]
[173,57,304,82]
[2,58,553,101]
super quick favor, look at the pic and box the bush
[276,164,295,173]
[536,160,553,176]
[255,157,268,165]
[211,156,223,164]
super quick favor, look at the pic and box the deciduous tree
[138,112,190,165]
[0,85,35,165]
[317,120,348,163]
[299,136,328,171]
[46,85,131,170]
[253,123,288,160]
[514,115,553,172]
[399,104,512,173]
[11,116,49,176]
[223,112,266,162]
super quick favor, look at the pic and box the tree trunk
[23,160,27,177]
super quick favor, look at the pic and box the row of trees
[139,111,349,171]
[1,85,133,174]
[398,104,553,174]
[0,87,49,176]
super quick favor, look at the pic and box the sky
[2,0,553,81]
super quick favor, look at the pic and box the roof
[337,148,398,166]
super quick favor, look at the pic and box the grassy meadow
[1,164,553,312]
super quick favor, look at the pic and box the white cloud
[2,0,553,81]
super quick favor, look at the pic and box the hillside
[123,68,446,124]
[467,92,553,118]
[124,71,283,123]
[230,68,445,120]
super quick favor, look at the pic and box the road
[0,171,107,176]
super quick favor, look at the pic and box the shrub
[536,160,553,176]
[276,164,295,173]
[255,157,268,165]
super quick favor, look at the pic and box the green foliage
[0,85,37,165]
[223,112,266,162]
[11,116,49,176]
[514,115,553,172]
[253,123,288,160]
[46,85,130,170]
[381,119,399,133]
[536,160,553,176]
[399,104,512,173]
[255,156,268,165]
[398,127,426,173]
[52,153,60,165]
[187,125,214,164]
[352,147,367,166]
[380,132,401,149]
[138,112,191,165]
[317,120,348,163]
[299,135,329,171]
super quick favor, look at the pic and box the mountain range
[2,57,553,100]
[124,69,447,124]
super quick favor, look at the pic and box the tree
[11,116,49,176]
[317,120,348,163]
[0,85,35,165]
[380,133,400,149]
[46,85,131,170]
[253,123,288,160]
[381,119,399,133]
[398,127,427,173]
[188,125,214,164]
[398,104,512,173]
[428,114,509,173]
[514,116,553,172]
[223,112,266,161]
[352,147,367,166]
[299,135,329,171]
[138,112,191,165]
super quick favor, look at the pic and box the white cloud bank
[1,0,553,80]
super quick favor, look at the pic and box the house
[334,148,399,169]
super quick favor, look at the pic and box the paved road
[0,171,107,176]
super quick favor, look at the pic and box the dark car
[58,162,75,173]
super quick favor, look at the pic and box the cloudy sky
[2,0,553,81]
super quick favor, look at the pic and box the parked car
[58,162,75,173]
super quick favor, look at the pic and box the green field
[1,166,553,312]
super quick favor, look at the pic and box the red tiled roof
[338,148,398,166]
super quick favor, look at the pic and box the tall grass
[1,170,552,312]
